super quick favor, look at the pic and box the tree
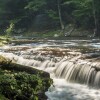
[0,0,100,36]
[57,0,65,31]
[92,0,100,37]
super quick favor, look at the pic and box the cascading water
[0,39,100,100]
[54,58,100,88]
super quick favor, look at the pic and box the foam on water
[46,79,100,100]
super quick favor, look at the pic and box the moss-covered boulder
[0,56,52,100]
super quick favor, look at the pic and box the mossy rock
[0,56,52,100]
[0,70,52,100]
[0,55,11,65]
[0,56,50,78]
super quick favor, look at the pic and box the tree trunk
[57,0,64,32]
[92,0,100,37]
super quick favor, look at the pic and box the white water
[46,79,100,100]
[0,39,100,100]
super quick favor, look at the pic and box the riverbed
[0,38,100,100]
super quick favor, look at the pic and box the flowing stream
[0,38,100,100]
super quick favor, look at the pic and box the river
[0,38,100,100]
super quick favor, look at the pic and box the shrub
[0,70,52,100]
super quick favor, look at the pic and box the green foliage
[46,10,59,20]
[0,0,100,36]
[6,22,14,36]
[0,70,52,100]
[25,0,46,11]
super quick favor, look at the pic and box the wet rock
[84,53,100,59]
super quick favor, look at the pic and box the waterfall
[0,51,100,88]
[54,57,100,88]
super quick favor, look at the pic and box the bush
[0,70,52,100]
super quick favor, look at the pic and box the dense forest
[0,0,100,37]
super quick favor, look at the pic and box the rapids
[0,39,100,100]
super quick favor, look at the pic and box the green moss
[0,36,12,46]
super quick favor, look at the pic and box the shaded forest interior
[0,0,100,37]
